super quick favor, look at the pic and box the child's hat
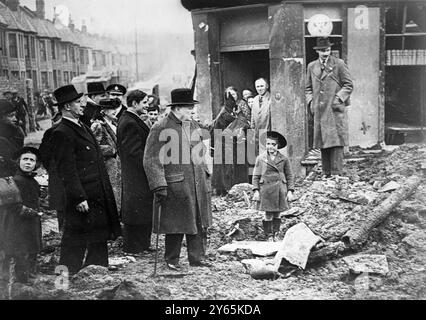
[14,146,41,161]
[266,131,287,149]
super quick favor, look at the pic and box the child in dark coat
[4,146,43,283]
[252,131,295,241]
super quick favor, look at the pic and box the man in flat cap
[107,84,127,120]
[306,37,353,177]
[49,85,121,274]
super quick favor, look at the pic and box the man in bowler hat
[80,82,107,126]
[306,37,353,177]
[143,88,212,270]
[49,85,121,274]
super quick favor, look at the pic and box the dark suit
[39,123,66,230]
[116,105,127,120]
[50,118,121,273]
[117,110,153,253]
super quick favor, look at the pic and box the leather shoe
[166,263,181,271]
[143,247,157,253]
[189,261,212,268]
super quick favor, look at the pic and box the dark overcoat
[252,151,295,212]
[143,112,212,234]
[0,121,24,177]
[306,55,353,149]
[3,170,42,255]
[39,124,65,211]
[50,118,121,244]
[117,111,153,226]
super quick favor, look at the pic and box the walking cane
[152,196,161,277]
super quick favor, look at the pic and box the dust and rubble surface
[1,144,425,300]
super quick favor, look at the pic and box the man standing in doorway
[117,90,154,254]
[305,37,353,177]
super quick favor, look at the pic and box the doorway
[220,49,270,114]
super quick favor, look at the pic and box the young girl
[4,147,43,284]
[252,131,295,241]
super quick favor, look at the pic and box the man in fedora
[116,90,154,255]
[306,37,353,177]
[143,88,212,270]
[80,82,107,126]
[107,84,127,120]
[49,85,121,274]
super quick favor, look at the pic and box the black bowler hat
[0,99,16,115]
[107,84,127,96]
[99,98,121,109]
[265,131,287,149]
[168,88,198,107]
[88,82,106,95]
[13,146,41,161]
[313,37,334,50]
[53,85,84,106]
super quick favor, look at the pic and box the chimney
[81,20,87,33]
[6,0,19,11]
[35,0,45,19]
[69,14,74,31]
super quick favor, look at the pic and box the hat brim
[264,131,287,149]
[313,43,333,50]
[167,100,199,107]
[53,93,84,106]
[13,146,41,161]
[88,91,106,95]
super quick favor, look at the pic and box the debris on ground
[343,254,390,275]
[1,144,425,299]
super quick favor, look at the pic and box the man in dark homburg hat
[117,90,154,254]
[107,84,127,120]
[306,37,353,177]
[49,84,121,274]
[80,82,107,127]
[143,88,212,271]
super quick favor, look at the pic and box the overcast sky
[21,0,193,36]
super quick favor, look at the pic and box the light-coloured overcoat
[306,55,353,149]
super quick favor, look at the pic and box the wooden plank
[378,4,386,143]
[192,12,221,122]
[220,44,269,52]
[269,3,306,177]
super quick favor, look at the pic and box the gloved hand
[154,187,168,205]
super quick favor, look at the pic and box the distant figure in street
[305,37,353,177]
[11,90,29,136]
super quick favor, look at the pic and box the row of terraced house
[0,0,134,93]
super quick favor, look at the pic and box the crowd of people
[0,37,353,287]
